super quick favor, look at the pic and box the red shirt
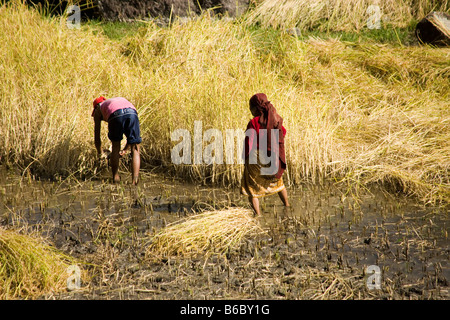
[244,116,286,158]
[99,97,136,121]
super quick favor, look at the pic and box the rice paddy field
[0,0,449,301]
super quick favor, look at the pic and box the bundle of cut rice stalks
[146,208,266,259]
[0,227,82,299]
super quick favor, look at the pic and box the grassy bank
[0,1,448,204]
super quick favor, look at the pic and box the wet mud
[0,167,448,300]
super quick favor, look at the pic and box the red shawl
[245,93,286,179]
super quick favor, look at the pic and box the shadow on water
[0,167,448,299]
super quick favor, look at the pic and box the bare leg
[130,144,140,185]
[278,188,290,207]
[111,140,121,183]
[249,196,261,216]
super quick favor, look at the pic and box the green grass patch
[294,23,419,46]
[86,19,148,41]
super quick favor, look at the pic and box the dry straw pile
[246,0,450,31]
[0,227,79,299]
[146,208,265,259]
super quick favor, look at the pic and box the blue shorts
[107,108,142,144]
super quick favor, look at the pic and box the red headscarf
[92,96,106,117]
[249,93,286,179]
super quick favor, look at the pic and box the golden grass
[146,208,265,259]
[0,227,80,299]
[246,0,450,31]
[0,0,136,177]
[0,1,449,205]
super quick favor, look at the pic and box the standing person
[240,93,289,216]
[92,96,142,185]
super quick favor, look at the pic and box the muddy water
[260,185,448,294]
[0,167,448,299]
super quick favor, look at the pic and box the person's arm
[93,108,102,157]
[243,118,258,162]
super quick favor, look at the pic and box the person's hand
[119,149,130,157]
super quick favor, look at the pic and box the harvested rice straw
[146,208,266,258]
[0,227,81,299]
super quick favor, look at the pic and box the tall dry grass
[246,0,450,31]
[0,0,141,177]
[0,1,448,204]
[276,37,450,203]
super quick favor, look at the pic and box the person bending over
[92,96,142,185]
